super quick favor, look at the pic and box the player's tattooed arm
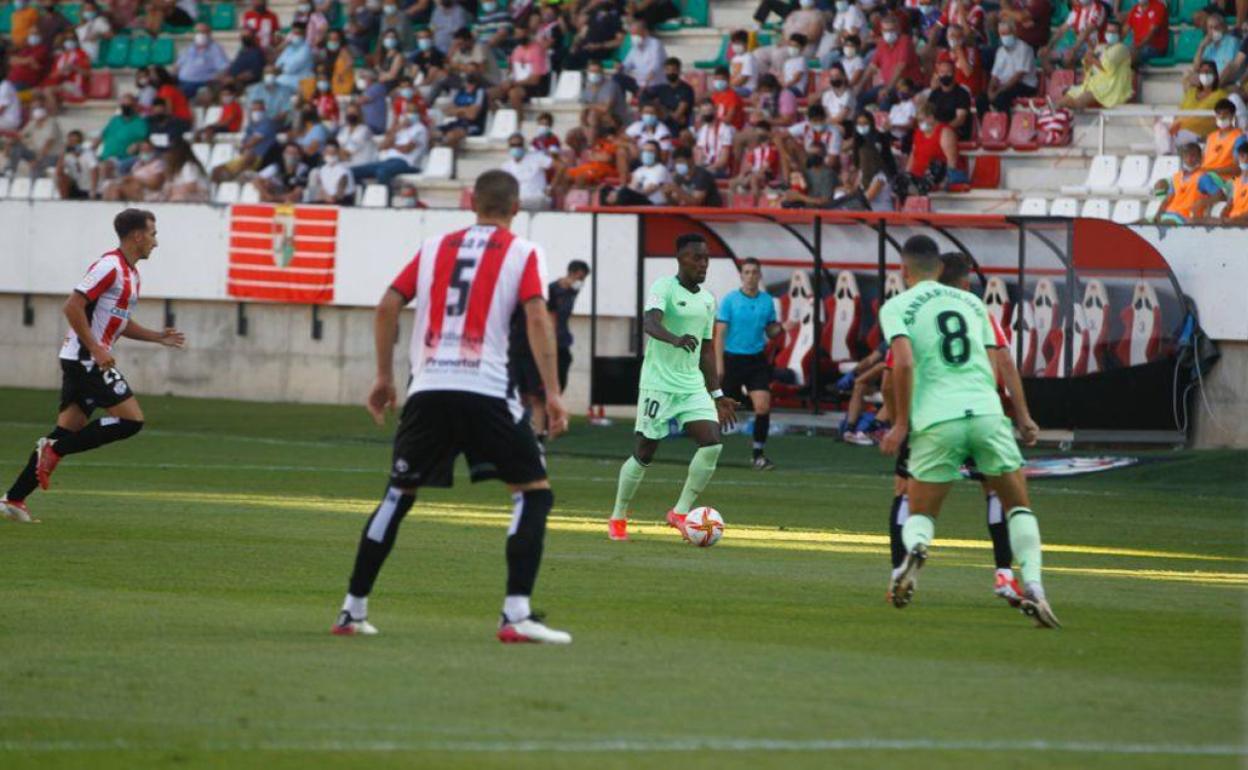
[643,309,698,352]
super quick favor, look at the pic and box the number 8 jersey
[389,225,549,399]
[878,279,1003,432]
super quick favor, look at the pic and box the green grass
[0,387,1244,770]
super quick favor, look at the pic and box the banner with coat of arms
[227,204,338,303]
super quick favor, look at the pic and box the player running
[714,257,788,470]
[2,209,185,523]
[332,171,571,644]
[608,233,736,542]
[881,252,1039,608]
[879,236,1059,628]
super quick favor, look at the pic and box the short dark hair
[938,251,973,286]
[1215,98,1236,114]
[673,145,693,160]
[665,57,681,69]
[901,235,940,274]
[568,259,590,275]
[676,233,707,254]
[114,208,155,240]
[714,65,730,77]
[474,169,519,217]
[808,103,827,120]
[789,33,807,47]
[739,257,761,271]
[731,29,749,43]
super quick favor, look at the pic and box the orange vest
[1165,170,1203,219]
[1202,128,1243,172]
[1229,175,1248,218]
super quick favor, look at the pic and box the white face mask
[856,124,870,136]
[1104,32,1120,44]
[251,110,266,122]
[1240,160,1248,171]
[843,46,857,58]
[675,162,690,176]
[588,71,602,84]
[1000,34,1017,48]
[570,280,585,291]
[1200,73,1215,87]
[836,0,849,10]
[1211,29,1225,42]
[264,73,276,85]
[800,0,815,7]
[32,107,47,120]
[1217,116,1233,129]
[356,78,368,90]
[383,4,395,13]
[882,31,898,44]
[28,35,42,46]
[194,32,208,45]
[731,43,745,55]
[788,45,801,57]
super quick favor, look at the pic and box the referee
[714,258,788,470]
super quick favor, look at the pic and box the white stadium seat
[1210,201,1228,217]
[1081,198,1111,219]
[8,177,32,199]
[488,109,519,142]
[1061,155,1118,195]
[1049,197,1079,217]
[202,106,223,126]
[192,142,212,169]
[1111,199,1143,224]
[361,184,389,208]
[1113,155,1152,195]
[0,178,10,199]
[1146,155,1180,193]
[1018,197,1048,215]
[420,146,454,179]
[553,70,582,102]
[214,181,241,204]
[1144,198,1163,221]
[209,143,237,170]
[30,178,54,200]
[239,183,261,204]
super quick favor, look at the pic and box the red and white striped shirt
[390,225,549,399]
[744,144,779,178]
[59,250,141,364]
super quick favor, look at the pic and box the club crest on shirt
[272,205,297,268]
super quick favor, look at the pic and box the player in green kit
[608,234,737,542]
[878,236,1060,628]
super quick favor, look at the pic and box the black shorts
[59,359,134,413]
[390,390,546,488]
[723,352,771,399]
[511,348,573,397]
[894,437,983,481]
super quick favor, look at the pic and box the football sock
[985,492,1013,569]
[52,418,143,456]
[888,493,910,569]
[674,443,722,514]
[901,513,935,553]
[505,488,553,597]
[752,414,770,459]
[6,427,72,501]
[1007,507,1043,587]
[610,455,647,520]
[347,486,416,597]
[341,594,367,619]
[503,595,531,624]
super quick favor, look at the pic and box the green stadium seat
[608,32,631,65]
[151,35,176,66]
[127,34,152,68]
[197,2,210,22]
[105,35,130,68]
[694,35,728,70]
[210,2,235,30]
[1175,0,1207,22]
[58,3,81,24]
[1151,26,1203,65]
[93,35,109,67]
[0,4,12,34]
[682,0,709,26]
[329,1,345,29]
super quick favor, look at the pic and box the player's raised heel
[34,438,62,491]
[994,571,1024,608]
[665,509,689,541]
[1,498,34,523]
[890,544,927,609]
[1020,593,1062,629]
[497,614,572,644]
[331,610,379,636]
[608,518,629,541]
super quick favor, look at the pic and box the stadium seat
[488,109,519,142]
[1018,197,1048,215]
[1049,197,1079,217]
[984,276,1014,342]
[203,105,223,126]
[1176,0,1207,23]
[208,143,236,169]
[1045,69,1076,104]
[210,2,236,30]
[1081,279,1111,374]
[694,35,729,70]
[682,0,710,26]
[8,177,32,199]
[0,178,9,199]
[94,36,110,67]
[86,70,113,100]
[969,155,1000,189]
[0,4,12,34]
[238,184,261,204]
[1152,27,1203,66]
[1007,109,1038,151]
[1113,154,1151,195]
[1061,154,1118,195]
[553,70,582,102]
[151,36,176,66]
[1081,198,1111,219]
[562,188,591,211]
[127,35,152,69]
[1210,200,1228,217]
[773,271,817,387]
[980,112,1009,151]
[59,3,82,24]
[730,192,757,208]
[1145,154,1180,192]
[360,184,389,208]
[1144,197,1163,221]
[821,271,863,366]
[1111,198,1143,223]
[1031,278,1065,377]
[30,178,55,200]
[419,146,454,179]
[105,36,130,69]
[1116,280,1163,366]
[213,181,240,203]
[864,271,904,351]
[902,195,930,212]
[192,142,212,169]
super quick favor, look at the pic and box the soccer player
[2,209,185,524]
[608,234,736,542]
[332,170,573,644]
[878,236,1059,628]
[714,257,787,470]
[881,252,1039,608]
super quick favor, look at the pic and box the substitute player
[879,236,1059,628]
[608,234,736,542]
[881,252,1039,608]
[714,257,787,470]
[332,171,571,644]
[2,209,185,523]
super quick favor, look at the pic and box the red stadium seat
[820,270,862,365]
[730,192,757,208]
[1030,278,1065,377]
[1009,300,1038,376]
[1045,69,1077,104]
[683,71,708,102]
[980,112,1009,151]
[1007,109,1038,151]
[1079,279,1112,375]
[1115,280,1164,366]
[458,188,474,210]
[969,155,1000,189]
[902,196,930,212]
[772,271,817,389]
[983,276,1014,343]
[87,71,113,100]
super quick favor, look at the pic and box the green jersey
[878,280,1003,432]
[640,275,716,394]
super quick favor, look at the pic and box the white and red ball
[684,507,725,547]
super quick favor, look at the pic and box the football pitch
[0,387,1244,770]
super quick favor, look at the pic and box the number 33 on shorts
[634,389,719,440]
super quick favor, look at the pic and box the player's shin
[51,418,143,455]
[504,488,553,622]
[985,492,1014,571]
[345,486,417,610]
[1006,507,1044,592]
[6,427,72,502]
[674,443,722,514]
[752,414,770,459]
[611,456,647,520]
[889,494,910,571]
[901,513,935,553]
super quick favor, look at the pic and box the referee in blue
[715,258,789,470]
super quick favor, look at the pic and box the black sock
[985,493,1013,569]
[348,486,417,597]
[506,488,553,596]
[52,419,143,456]
[6,427,73,501]
[752,414,770,460]
[888,494,908,569]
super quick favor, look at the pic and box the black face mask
[938,75,954,87]
[120,105,135,117]
[806,155,825,169]
[701,113,715,123]
[346,114,360,124]
[666,72,680,83]
[830,78,845,88]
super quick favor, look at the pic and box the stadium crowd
[0,0,1244,217]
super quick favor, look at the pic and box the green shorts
[908,414,1024,483]
[635,388,718,440]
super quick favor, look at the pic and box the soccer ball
[684,507,725,548]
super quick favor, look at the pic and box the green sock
[674,444,722,514]
[611,456,648,520]
[1007,507,1043,586]
[901,513,935,552]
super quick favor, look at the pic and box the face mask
[882,31,898,44]
[897,91,911,100]
[418,37,432,50]
[284,155,300,167]
[787,45,801,57]
[1182,160,1197,171]
[509,146,525,160]
[642,113,657,127]
[1200,73,1215,87]
[1217,116,1233,129]
[1240,160,1248,171]
[632,34,644,45]
[140,151,156,162]
[222,93,235,103]
[856,124,871,136]
[1105,32,1120,44]
[384,37,397,49]
[537,125,552,135]
[666,72,680,83]
[32,107,47,120]
[1000,34,1017,48]
[328,40,340,50]
[675,162,690,176]
[920,121,933,132]
[264,73,277,85]
[324,153,339,163]
[347,113,360,124]
[731,43,745,55]
[1211,30,1225,42]
[194,32,208,45]
[383,4,395,13]
[120,104,135,117]
[641,151,657,165]
[83,9,96,19]
[811,122,826,132]
[482,0,496,10]
[712,78,728,92]
[938,74,954,86]
[64,39,79,51]
[701,112,715,123]
[830,77,845,88]
[317,79,330,91]
[836,0,849,10]
[800,0,815,7]
[356,78,368,90]
[588,71,603,84]
[919,4,933,13]
[28,35,42,46]
[843,46,857,58]
[251,110,266,122]
[570,280,585,291]
[399,87,414,98]
[948,36,962,48]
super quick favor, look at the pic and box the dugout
[584,208,1216,444]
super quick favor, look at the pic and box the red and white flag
[227,204,338,303]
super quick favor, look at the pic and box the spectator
[624,103,674,172]
[780,103,839,182]
[94,94,149,175]
[1154,142,1220,223]
[175,23,229,98]
[553,118,622,198]
[312,74,341,125]
[943,24,984,97]
[694,101,736,178]
[379,1,415,52]
[663,146,724,207]
[102,139,165,201]
[502,131,556,210]
[242,0,281,50]
[153,67,194,126]
[493,27,551,111]
[925,56,972,139]
[337,107,379,164]
[246,66,295,123]
[11,0,40,46]
[859,16,920,109]
[134,67,158,111]
[821,64,855,125]
[998,0,1053,52]
[1195,15,1240,77]
[785,0,828,54]
[474,0,514,59]
[305,0,332,47]
[579,58,629,137]
[983,19,1039,113]
[630,0,681,29]
[436,71,487,148]
[711,65,748,129]
[898,103,963,198]
[404,0,435,28]
[327,30,356,95]
[430,0,473,54]
[356,69,390,135]
[37,33,91,108]
[1041,0,1106,69]
[35,0,71,50]
[390,78,428,129]
[55,129,95,199]
[822,0,868,66]
[534,2,571,72]
[563,0,624,70]
[139,0,195,37]
[432,27,501,100]
[211,100,279,182]
[351,104,429,186]
[276,23,315,90]
[780,33,810,98]
[255,142,312,202]
[603,139,669,205]
[731,120,780,196]
[378,30,407,87]
[754,0,799,26]
[1218,142,1248,222]
[848,116,896,209]
[750,73,798,127]
[5,103,61,179]
[310,141,356,204]
[410,27,447,91]
[194,84,243,141]
[1156,61,1227,152]
[839,33,868,91]
[531,111,560,155]
[1061,20,1133,109]
[641,57,695,134]
[226,31,267,88]
[347,0,382,58]
[727,31,758,95]
[1122,0,1168,66]
[0,76,19,135]
[8,29,52,90]
[292,107,331,160]
[888,78,919,148]
[1191,0,1242,32]
[163,138,210,201]
[936,0,985,45]
[616,19,666,94]
[1201,98,1247,177]
[145,98,187,150]
[782,141,838,208]
[74,1,112,64]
